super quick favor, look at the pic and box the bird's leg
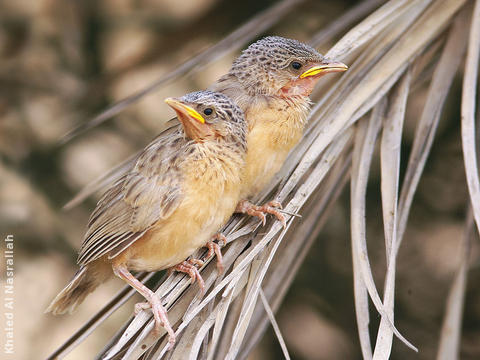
[206,233,226,273]
[236,199,286,228]
[172,259,205,293]
[112,263,175,349]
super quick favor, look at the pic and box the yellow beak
[164,98,205,124]
[300,62,349,79]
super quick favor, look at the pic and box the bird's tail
[45,261,111,315]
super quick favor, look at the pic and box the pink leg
[236,200,286,228]
[112,264,175,349]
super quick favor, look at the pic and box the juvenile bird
[210,36,348,224]
[66,37,347,227]
[46,91,247,346]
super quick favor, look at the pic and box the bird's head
[230,36,348,98]
[165,91,246,146]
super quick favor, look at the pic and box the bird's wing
[77,134,184,265]
[64,119,182,210]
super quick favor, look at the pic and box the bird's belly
[245,149,288,197]
[124,187,239,272]
[126,227,211,271]
[241,128,295,198]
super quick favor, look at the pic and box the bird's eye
[203,108,213,116]
[291,61,302,70]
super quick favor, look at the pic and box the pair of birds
[46,36,348,347]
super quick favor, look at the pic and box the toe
[271,210,286,228]
[188,258,204,267]
[134,301,151,314]
[267,200,282,209]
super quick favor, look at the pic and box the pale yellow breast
[125,147,243,271]
[241,99,309,198]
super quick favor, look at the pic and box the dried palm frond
[50,0,479,359]
[437,210,474,360]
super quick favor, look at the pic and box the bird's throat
[279,76,320,98]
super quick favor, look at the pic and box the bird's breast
[241,98,309,198]
[124,149,244,271]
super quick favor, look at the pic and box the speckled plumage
[47,38,347,344]
[47,91,247,320]
[78,91,246,267]
[221,36,327,98]
[210,36,342,198]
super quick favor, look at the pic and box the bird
[45,91,248,347]
[209,36,348,225]
[65,36,348,228]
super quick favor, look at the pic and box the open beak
[300,61,349,79]
[165,98,205,123]
[165,98,213,140]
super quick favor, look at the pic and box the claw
[267,200,283,209]
[172,260,205,293]
[148,294,176,350]
[134,301,151,315]
[188,258,205,267]
[236,200,286,228]
[212,233,227,247]
[206,234,226,273]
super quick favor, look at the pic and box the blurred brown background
[0,0,479,359]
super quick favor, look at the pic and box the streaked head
[230,36,348,97]
[165,91,246,146]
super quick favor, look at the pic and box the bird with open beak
[46,91,248,347]
[210,36,348,225]
[67,36,348,228]
[67,37,347,233]
[52,38,348,339]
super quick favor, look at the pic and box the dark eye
[203,108,213,116]
[291,61,302,70]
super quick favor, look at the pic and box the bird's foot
[133,297,175,348]
[236,200,286,228]
[134,301,151,315]
[172,259,205,293]
[206,233,226,273]
[147,294,176,349]
[112,264,175,349]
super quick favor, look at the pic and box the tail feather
[45,262,111,315]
